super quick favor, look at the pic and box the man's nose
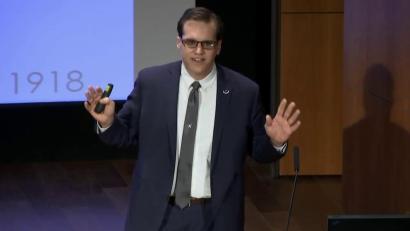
[194,43,204,54]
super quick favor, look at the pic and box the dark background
[0,1,278,162]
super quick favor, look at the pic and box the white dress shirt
[170,63,217,198]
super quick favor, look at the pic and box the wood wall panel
[343,0,410,213]
[279,11,343,175]
[281,0,343,12]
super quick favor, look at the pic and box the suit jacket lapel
[166,62,181,164]
[211,65,231,171]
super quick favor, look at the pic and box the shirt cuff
[273,142,287,154]
[96,122,111,133]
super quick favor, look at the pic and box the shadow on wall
[343,64,410,213]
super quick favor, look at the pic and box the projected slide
[0,0,133,104]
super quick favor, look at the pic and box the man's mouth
[192,57,205,63]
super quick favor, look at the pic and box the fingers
[86,85,103,98]
[84,96,112,113]
[84,85,104,105]
[284,102,296,120]
[84,101,91,111]
[275,98,302,130]
[275,98,287,117]
[290,120,302,133]
[99,97,111,105]
[265,115,273,126]
[96,86,103,96]
[85,92,93,105]
[288,108,301,125]
[84,85,115,128]
[276,98,299,121]
[84,85,108,117]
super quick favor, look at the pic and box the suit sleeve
[249,86,286,163]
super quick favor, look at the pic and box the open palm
[265,99,301,146]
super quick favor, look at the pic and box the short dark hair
[177,7,224,40]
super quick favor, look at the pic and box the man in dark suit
[84,7,301,231]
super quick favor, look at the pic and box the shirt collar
[181,63,217,91]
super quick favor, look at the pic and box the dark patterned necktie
[174,81,201,209]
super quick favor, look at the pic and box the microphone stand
[285,146,300,231]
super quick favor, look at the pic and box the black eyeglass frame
[181,39,218,50]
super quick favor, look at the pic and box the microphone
[94,83,114,113]
[285,146,300,231]
[293,146,300,172]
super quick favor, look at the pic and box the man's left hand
[265,98,301,147]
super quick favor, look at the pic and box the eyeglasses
[181,39,218,50]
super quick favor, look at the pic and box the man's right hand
[84,85,115,128]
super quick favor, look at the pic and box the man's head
[176,7,224,80]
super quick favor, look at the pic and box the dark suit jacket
[99,61,285,231]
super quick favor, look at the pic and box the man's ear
[176,36,182,48]
[216,40,222,55]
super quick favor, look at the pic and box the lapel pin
[223,89,230,95]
